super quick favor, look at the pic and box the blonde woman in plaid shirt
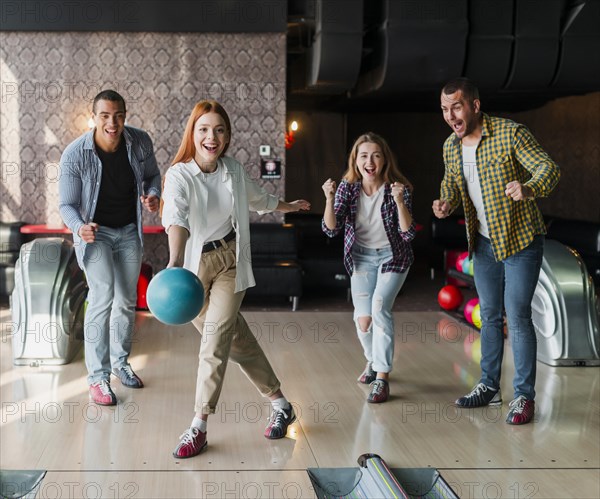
[433,77,560,425]
[322,133,417,404]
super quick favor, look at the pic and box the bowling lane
[1,308,598,498]
[253,311,599,473]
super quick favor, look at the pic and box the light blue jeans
[473,235,544,400]
[81,223,142,384]
[350,245,408,373]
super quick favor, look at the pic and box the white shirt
[161,156,279,292]
[355,186,390,249]
[462,144,490,238]
[202,165,233,241]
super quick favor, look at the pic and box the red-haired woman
[162,100,310,458]
[322,132,416,404]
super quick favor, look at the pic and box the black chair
[0,221,26,302]
[245,223,303,311]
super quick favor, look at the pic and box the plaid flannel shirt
[441,114,560,261]
[322,180,416,276]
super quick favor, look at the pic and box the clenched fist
[141,194,159,212]
[391,182,405,204]
[322,178,337,201]
[432,199,452,219]
[505,181,533,201]
[78,222,99,243]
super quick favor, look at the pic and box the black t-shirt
[93,139,137,228]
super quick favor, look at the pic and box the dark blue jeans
[473,235,544,400]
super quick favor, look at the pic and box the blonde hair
[343,132,412,189]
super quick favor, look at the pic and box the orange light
[285,120,299,149]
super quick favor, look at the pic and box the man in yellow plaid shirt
[433,77,560,425]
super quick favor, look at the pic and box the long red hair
[171,100,232,166]
[161,100,232,215]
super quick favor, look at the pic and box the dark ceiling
[286,0,600,113]
[1,0,598,113]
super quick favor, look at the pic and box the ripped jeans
[350,244,409,373]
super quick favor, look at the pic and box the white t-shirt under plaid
[462,143,490,238]
[355,185,390,249]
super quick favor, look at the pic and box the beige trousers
[192,238,280,414]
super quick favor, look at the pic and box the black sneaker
[357,362,376,384]
[264,406,296,439]
[112,365,144,388]
[455,383,502,408]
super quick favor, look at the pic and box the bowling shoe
[89,380,117,406]
[505,396,535,425]
[173,427,208,458]
[357,361,376,384]
[455,383,502,408]
[112,365,144,388]
[264,406,296,439]
[367,379,389,403]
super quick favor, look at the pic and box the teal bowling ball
[461,256,472,275]
[147,268,204,325]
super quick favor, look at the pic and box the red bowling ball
[437,285,463,311]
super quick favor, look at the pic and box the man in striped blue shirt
[59,90,161,406]
[433,78,560,425]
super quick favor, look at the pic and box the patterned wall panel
[0,32,287,269]
[507,93,600,224]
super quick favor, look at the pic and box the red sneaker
[367,379,389,403]
[173,427,207,458]
[506,396,535,425]
[89,380,117,406]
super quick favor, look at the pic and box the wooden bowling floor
[1,305,599,498]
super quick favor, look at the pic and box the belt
[202,229,236,253]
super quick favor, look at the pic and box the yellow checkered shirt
[441,114,560,261]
